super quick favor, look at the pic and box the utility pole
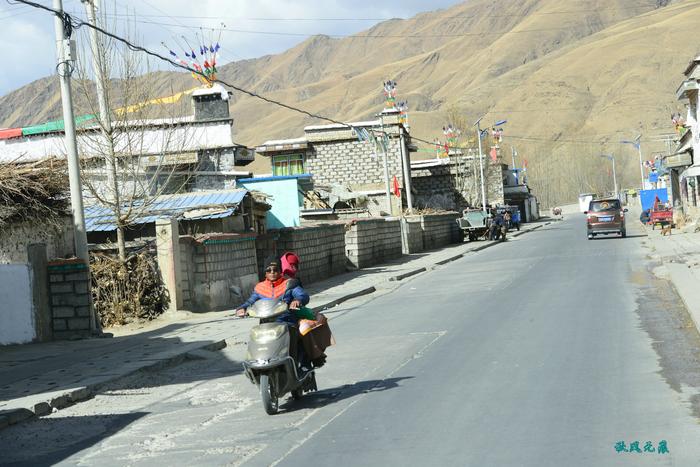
[635,135,644,190]
[398,125,414,212]
[82,0,125,260]
[378,114,392,215]
[53,0,89,263]
[54,0,98,334]
[474,117,487,214]
[511,146,517,183]
[612,156,619,199]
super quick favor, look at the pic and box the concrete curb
[434,254,464,265]
[0,338,228,432]
[388,267,427,281]
[642,224,700,334]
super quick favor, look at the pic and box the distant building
[255,108,412,216]
[0,84,254,195]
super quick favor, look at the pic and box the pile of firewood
[0,158,68,227]
[90,251,169,327]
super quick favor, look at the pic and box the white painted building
[0,85,254,196]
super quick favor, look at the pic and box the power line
[9,0,353,126]
[54,18,634,39]
[76,3,660,22]
[7,0,679,154]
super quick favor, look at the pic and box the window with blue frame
[272,154,304,176]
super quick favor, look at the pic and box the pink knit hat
[281,252,300,278]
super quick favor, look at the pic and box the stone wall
[277,224,346,285]
[345,218,402,269]
[400,217,424,254]
[48,259,92,340]
[179,234,258,311]
[254,225,346,285]
[422,212,462,248]
[401,213,461,254]
[411,159,505,210]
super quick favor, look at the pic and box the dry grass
[0,158,68,227]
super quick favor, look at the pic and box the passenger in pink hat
[281,252,300,281]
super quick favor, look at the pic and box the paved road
[3,214,700,466]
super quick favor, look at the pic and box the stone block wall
[411,159,505,210]
[179,234,258,311]
[421,212,461,248]
[48,259,92,339]
[400,213,460,254]
[305,138,404,189]
[401,217,424,254]
[277,224,346,285]
[345,218,402,269]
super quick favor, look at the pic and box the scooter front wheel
[260,374,279,415]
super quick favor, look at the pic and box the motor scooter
[241,298,317,414]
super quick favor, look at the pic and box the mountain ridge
[1,0,697,205]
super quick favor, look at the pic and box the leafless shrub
[90,251,169,327]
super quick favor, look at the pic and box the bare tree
[74,5,193,260]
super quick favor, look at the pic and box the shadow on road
[0,321,235,405]
[0,412,148,466]
[279,376,413,412]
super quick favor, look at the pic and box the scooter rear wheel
[260,374,279,415]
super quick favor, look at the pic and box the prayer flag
[392,176,401,198]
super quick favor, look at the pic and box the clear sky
[0,0,461,97]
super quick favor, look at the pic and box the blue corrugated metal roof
[85,190,248,232]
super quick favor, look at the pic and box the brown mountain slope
[0,0,695,205]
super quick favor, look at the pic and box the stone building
[668,54,700,221]
[256,108,412,216]
[410,155,505,211]
[255,108,536,217]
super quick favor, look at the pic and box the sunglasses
[265,267,280,273]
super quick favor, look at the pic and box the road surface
[3,214,700,466]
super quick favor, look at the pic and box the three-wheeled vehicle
[649,196,673,230]
[457,209,489,241]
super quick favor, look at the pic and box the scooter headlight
[251,325,285,344]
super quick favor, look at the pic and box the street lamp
[600,154,618,198]
[474,116,487,214]
[620,135,644,189]
[473,117,508,214]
